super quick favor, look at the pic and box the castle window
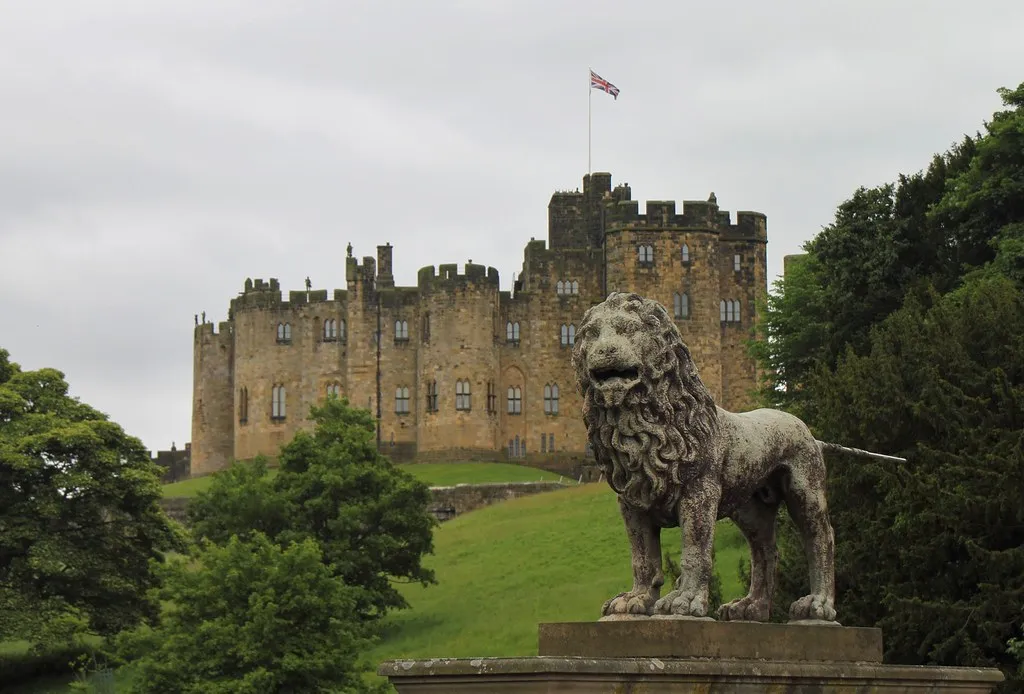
[339,319,346,341]
[507,386,522,415]
[734,254,742,272]
[571,280,579,295]
[673,292,690,319]
[560,324,576,347]
[544,383,559,415]
[487,381,497,414]
[326,383,341,398]
[720,299,741,323]
[271,384,286,421]
[509,435,526,459]
[394,320,409,342]
[549,433,555,452]
[637,245,654,264]
[239,387,248,425]
[422,313,430,342]
[276,322,292,344]
[395,386,410,414]
[323,318,338,341]
[556,280,565,295]
[455,379,471,411]
[506,321,520,344]
[425,380,438,412]
[541,434,546,453]
[681,244,690,264]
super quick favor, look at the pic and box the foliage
[755,81,1024,689]
[187,397,437,622]
[113,533,386,694]
[0,348,184,650]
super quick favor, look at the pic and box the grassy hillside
[369,483,747,666]
[161,462,564,498]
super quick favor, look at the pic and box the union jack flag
[590,70,620,100]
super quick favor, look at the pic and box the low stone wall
[159,480,570,525]
[427,481,568,521]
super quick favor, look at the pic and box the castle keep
[191,173,768,476]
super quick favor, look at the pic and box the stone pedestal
[378,620,1004,693]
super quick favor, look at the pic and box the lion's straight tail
[816,440,907,463]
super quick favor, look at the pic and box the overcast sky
[2,1,1022,454]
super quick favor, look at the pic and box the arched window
[324,318,338,340]
[721,299,741,323]
[326,383,341,398]
[271,384,286,420]
[339,319,347,341]
[673,292,690,319]
[276,322,292,343]
[507,386,522,415]
[571,280,579,295]
[455,379,471,411]
[560,324,568,346]
[637,245,654,264]
[487,381,497,413]
[568,324,576,346]
[681,243,690,263]
[720,300,727,323]
[394,320,409,341]
[506,321,520,343]
[548,433,555,452]
[556,280,565,295]
[239,387,248,424]
[544,383,560,415]
[734,254,742,272]
[395,386,410,414]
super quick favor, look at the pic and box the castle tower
[191,320,235,476]
[416,263,501,457]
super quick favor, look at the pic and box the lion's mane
[572,293,720,511]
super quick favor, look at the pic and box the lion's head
[571,292,720,509]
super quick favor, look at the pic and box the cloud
[1,0,1022,452]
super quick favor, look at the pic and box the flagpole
[588,66,592,175]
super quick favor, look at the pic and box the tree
[115,533,386,694]
[187,396,437,622]
[797,277,1024,682]
[0,349,184,647]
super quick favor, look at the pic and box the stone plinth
[378,621,1004,693]
[539,619,883,662]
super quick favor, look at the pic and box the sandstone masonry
[190,173,769,476]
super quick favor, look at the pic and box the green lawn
[369,482,747,669]
[161,462,564,498]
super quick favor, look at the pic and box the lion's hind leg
[782,449,838,623]
[718,493,780,622]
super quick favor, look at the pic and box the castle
[190,172,769,477]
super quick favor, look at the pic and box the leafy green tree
[0,348,184,648]
[798,277,1024,682]
[187,396,437,621]
[115,533,386,694]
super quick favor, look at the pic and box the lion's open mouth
[590,366,640,387]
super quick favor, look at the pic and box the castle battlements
[605,195,767,241]
[229,277,347,314]
[417,263,500,292]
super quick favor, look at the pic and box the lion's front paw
[789,594,836,622]
[601,590,657,617]
[653,589,708,618]
[717,595,770,622]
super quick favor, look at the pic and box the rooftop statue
[572,292,838,624]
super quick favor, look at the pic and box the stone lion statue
[571,292,836,623]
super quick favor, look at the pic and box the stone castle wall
[190,173,769,476]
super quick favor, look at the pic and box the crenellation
[191,172,768,476]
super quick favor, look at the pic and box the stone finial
[708,192,717,204]
[347,242,353,258]
[571,292,837,625]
